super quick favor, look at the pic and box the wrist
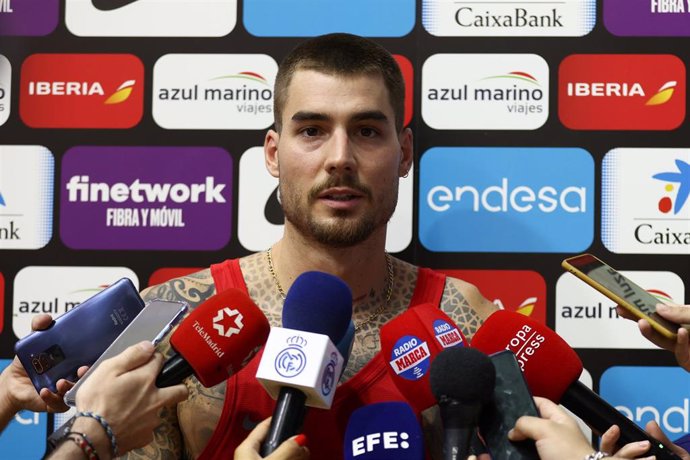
[0,366,21,415]
[71,417,113,460]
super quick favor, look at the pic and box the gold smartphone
[562,253,680,340]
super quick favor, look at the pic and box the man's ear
[264,129,280,178]
[399,127,414,177]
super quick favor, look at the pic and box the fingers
[244,417,273,451]
[39,388,69,413]
[156,383,189,406]
[656,303,690,324]
[268,433,309,460]
[101,341,156,375]
[638,319,675,351]
[30,314,54,331]
[675,327,690,371]
[599,424,620,454]
[531,396,562,419]
[77,365,90,379]
[508,415,545,442]
[614,440,651,459]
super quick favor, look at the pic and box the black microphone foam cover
[429,347,495,404]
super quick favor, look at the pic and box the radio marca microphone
[471,310,682,460]
[344,402,425,460]
[156,288,270,388]
[429,347,496,460]
[380,303,467,412]
[257,271,353,455]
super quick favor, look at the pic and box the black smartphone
[479,350,540,460]
[14,277,145,393]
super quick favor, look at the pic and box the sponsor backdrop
[1,0,689,455]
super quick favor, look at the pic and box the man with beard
[125,33,497,460]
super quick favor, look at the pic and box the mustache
[308,175,372,201]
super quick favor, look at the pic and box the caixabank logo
[153,54,278,130]
[439,269,546,324]
[20,54,143,129]
[602,148,690,254]
[422,53,549,130]
[422,0,595,36]
[419,147,594,252]
[0,55,10,126]
[604,0,690,36]
[559,54,686,130]
[0,0,58,36]
[555,270,684,348]
[59,146,233,250]
[237,147,413,253]
[600,366,690,440]
[0,146,53,250]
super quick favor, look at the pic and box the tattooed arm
[122,269,217,460]
[440,277,497,341]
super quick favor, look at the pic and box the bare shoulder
[140,268,216,308]
[439,275,498,340]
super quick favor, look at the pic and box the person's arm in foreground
[599,420,690,460]
[233,417,309,460]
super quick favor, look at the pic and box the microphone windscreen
[471,310,582,402]
[170,288,270,387]
[282,271,352,343]
[343,401,424,460]
[429,346,495,404]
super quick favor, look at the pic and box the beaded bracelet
[584,452,610,460]
[75,411,118,458]
[65,431,99,460]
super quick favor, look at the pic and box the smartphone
[562,253,680,340]
[63,299,188,406]
[14,278,145,393]
[479,350,540,460]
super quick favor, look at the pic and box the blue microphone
[344,401,425,460]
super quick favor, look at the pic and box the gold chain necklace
[266,247,395,331]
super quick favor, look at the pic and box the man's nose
[324,130,356,173]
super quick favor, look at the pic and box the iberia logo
[559,54,685,130]
[653,159,690,215]
[20,53,144,128]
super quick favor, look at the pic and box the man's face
[265,70,412,247]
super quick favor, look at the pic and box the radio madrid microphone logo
[275,335,307,378]
[212,307,244,338]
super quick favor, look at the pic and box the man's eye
[302,127,319,137]
[360,127,377,137]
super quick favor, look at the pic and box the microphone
[429,346,496,460]
[343,401,425,460]
[471,310,682,460]
[156,288,270,388]
[380,303,468,412]
[257,271,353,455]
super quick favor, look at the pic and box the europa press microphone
[471,310,682,460]
[343,401,425,460]
[256,271,353,455]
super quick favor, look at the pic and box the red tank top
[198,259,446,460]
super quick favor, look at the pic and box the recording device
[14,278,145,393]
[257,271,353,456]
[429,346,496,460]
[343,401,425,460]
[64,299,188,406]
[380,302,467,412]
[562,253,682,340]
[479,350,539,460]
[156,288,271,388]
[471,310,682,460]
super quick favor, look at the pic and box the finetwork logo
[20,54,143,128]
[60,146,233,251]
[602,148,690,254]
[237,147,413,253]
[0,0,58,36]
[422,54,549,130]
[419,147,594,252]
[600,366,690,439]
[244,0,414,37]
[556,270,685,348]
[604,0,690,36]
[153,54,278,130]
[65,0,236,37]
[0,146,53,250]
[559,54,686,130]
[12,266,138,339]
[440,270,546,324]
[422,0,595,36]
[0,55,9,126]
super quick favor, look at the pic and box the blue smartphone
[14,277,145,393]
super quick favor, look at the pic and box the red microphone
[471,310,682,460]
[156,288,270,388]
[380,303,468,412]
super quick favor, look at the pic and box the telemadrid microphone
[429,346,496,460]
[156,288,271,388]
[471,310,682,460]
[257,271,353,455]
[343,401,425,460]
[380,302,468,412]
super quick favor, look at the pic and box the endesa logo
[419,147,594,252]
[20,54,143,128]
[440,270,546,325]
[559,54,686,130]
[600,366,690,440]
[604,0,690,36]
[602,148,690,254]
[59,146,233,250]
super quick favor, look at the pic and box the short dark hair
[273,33,405,132]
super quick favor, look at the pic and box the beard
[280,173,398,248]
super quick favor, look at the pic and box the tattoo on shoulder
[141,269,215,309]
[440,281,484,341]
